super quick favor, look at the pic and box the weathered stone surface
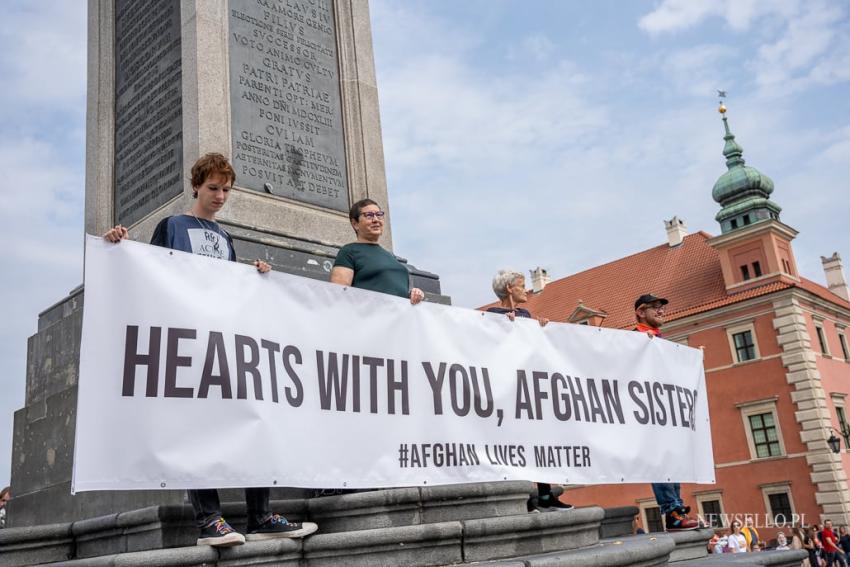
[665,527,713,562]
[0,522,74,567]
[419,481,532,524]
[462,507,603,562]
[600,506,639,538]
[676,549,807,565]
[307,488,422,533]
[303,522,464,567]
[517,534,674,567]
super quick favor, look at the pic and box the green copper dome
[712,113,781,233]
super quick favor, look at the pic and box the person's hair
[0,486,9,499]
[190,153,236,196]
[348,199,380,223]
[492,270,524,300]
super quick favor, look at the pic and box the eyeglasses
[361,211,385,220]
[641,303,666,311]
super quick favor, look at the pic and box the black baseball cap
[634,294,669,310]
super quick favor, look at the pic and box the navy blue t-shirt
[150,214,236,261]
[486,307,532,318]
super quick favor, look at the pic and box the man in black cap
[634,294,698,531]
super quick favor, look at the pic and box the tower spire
[711,97,780,233]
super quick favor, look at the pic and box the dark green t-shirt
[333,242,410,298]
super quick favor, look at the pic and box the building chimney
[821,253,850,301]
[664,216,688,247]
[530,267,551,293]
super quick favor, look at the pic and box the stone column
[773,295,850,524]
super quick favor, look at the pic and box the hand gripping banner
[72,236,715,492]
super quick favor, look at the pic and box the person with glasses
[330,198,425,304]
[102,153,318,547]
[633,294,699,531]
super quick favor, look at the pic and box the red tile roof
[481,232,849,328]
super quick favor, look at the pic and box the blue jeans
[189,488,271,529]
[651,483,682,515]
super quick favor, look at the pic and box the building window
[768,493,793,523]
[731,219,739,230]
[815,325,829,355]
[749,413,782,458]
[727,323,760,365]
[752,261,762,277]
[743,214,751,225]
[640,504,663,533]
[838,405,848,434]
[738,398,785,461]
[733,330,756,362]
[761,483,795,526]
[741,265,751,281]
[839,333,849,360]
[695,493,725,527]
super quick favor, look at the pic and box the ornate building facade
[490,106,850,535]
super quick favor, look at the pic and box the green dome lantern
[712,105,781,234]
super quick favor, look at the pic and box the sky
[0,0,848,489]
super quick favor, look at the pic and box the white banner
[73,236,715,492]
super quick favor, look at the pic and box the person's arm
[331,266,354,286]
[150,217,170,248]
[103,224,129,243]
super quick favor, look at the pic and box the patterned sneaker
[246,514,319,541]
[197,517,245,547]
[536,494,574,511]
[665,507,699,531]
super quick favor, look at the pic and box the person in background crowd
[807,525,825,567]
[741,516,760,551]
[727,520,748,553]
[706,533,720,553]
[0,486,10,528]
[330,199,425,304]
[487,269,571,512]
[633,294,699,531]
[793,526,807,554]
[103,153,317,547]
[775,532,790,550]
[838,525,850,564]
[821,519,847,567]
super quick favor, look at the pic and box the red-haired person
[103,153,316,547]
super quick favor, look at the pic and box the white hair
[492,269,524,300]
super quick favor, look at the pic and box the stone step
[25,508,604,567]
[458,533,676,567]
[666,527,715,562]
[675,548,807,566]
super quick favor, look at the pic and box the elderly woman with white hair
[486,270,572,511]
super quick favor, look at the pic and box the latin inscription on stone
[114,0,183,226]
[229,0,349,211]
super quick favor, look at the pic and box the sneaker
[665,507,699,531]
[197,517,246,547]
[536,494,574,511]
[246,514,319,541]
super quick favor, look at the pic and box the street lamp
[828,432,841,454]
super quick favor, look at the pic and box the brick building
[487,106,850,535]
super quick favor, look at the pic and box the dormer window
[741,265,751,281]
[731,219,739,230]
[752,261,762,277]
[742,214,751,226]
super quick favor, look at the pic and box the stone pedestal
[9,0,446,530]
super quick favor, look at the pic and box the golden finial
[717,89,727,114]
